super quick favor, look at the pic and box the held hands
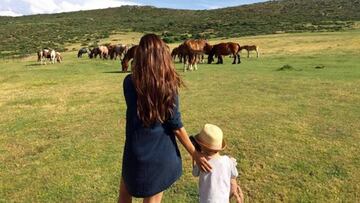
[192,150,212,172]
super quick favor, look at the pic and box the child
[191,124,244,203]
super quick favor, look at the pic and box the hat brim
[194,134,226,152]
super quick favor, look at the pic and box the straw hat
[194,124,226,151]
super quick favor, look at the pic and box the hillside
[0,0,359,58]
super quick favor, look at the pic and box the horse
[77,48,89,58]
[108,44,128,60]
[98,45,109,59]
[208,42,241,64]
[37,49,53,65]
[182,39,212,72]
[88,47,100,59]
[89,46,109,59]
[121,45,138,72]
[171,47,179,61]
[240,45,259,58]
[56,52,63,63]
[49,50,57,64]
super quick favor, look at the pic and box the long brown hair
[132,34,183,127]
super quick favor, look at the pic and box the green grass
[0,31,360,202]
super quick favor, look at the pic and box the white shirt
[193,155,238,203]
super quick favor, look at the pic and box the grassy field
[1,30,360,202]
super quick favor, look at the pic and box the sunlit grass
[0,31,359,202]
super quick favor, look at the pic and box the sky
[0,0,267,16]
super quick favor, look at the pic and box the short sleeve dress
[121,74,183,197]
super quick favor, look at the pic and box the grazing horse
[89,46,109,59]
[98,45,109,59]
[208,42,241,64]
[77,48,89,58]
[89,47,100,59]
[171,47,179,61]
[49,50,56,64]
[121,45,138,72]
[240,45,259,58]
[37,49,54,65]
[108,44,128,60]
[182,39,212,72]
[56,52,63,63]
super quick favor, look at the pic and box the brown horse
[240,45,259,58]
[121,45,138,72]
[171,47,179,61]
[208,42,241,64]
[182,39,212,72]
[171,45,186,63]
[55,52,63,63]
[108,44,128,60]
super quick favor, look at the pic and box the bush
[162,37,175,43]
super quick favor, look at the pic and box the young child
[191,124,244,203]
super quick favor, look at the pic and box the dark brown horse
[240,45,259,58]
[171,47,179,61]
[182,39,212,72]
[208,42,241,64]
[121,45,138,72]
[171,44,187,63]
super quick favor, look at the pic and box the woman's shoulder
[123,74,133,87]
[124,74,132,83]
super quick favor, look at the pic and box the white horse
[50,50,56,64]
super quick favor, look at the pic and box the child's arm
[229,156,244,203]
[230,178,244,203]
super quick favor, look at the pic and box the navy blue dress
[122,74,183,197]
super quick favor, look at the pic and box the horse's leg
[189,55,193,70]
[189,56,193,71]
[256,50,259,58]
[232,54,236,64]
[216,56,220,64]
[194,55,198,70]
[247,51,250,58]
[183,56,188,72]
[237,53,241,64]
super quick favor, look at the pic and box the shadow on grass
[26,63,42,67]
[103,70,130,74]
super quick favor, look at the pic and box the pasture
[0,30,360,202]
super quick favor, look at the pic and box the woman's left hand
[193,150,212,172]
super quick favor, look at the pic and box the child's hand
[230,179,244,203]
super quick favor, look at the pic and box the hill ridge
[1,0,359,58]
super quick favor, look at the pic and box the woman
[119,34,211,203]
